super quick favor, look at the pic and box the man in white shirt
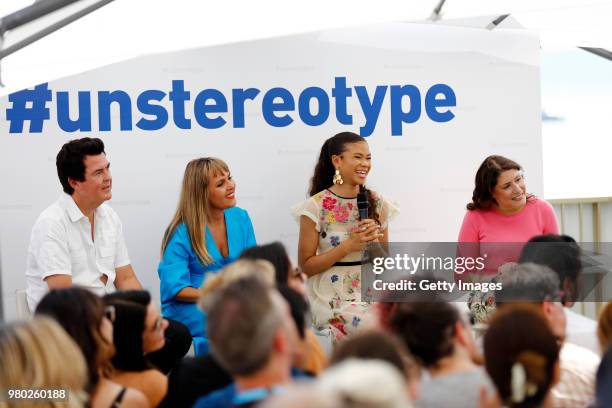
[26,138,191,373]
[26,137,141,310]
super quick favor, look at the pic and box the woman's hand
[342,219,382,253]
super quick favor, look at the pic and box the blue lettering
[136,90,168,131]
[57,91,91,132]
[355,85,387,137]
[425,84,456,122]
[98,90,132,131]
[232,88,261,128]
[390,85,421,136]
[169,80,191,129]
[332,77,353,124]
[194,89,227,129]
[298,87,330,126]
[262,87,294,127]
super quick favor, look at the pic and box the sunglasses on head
[104,305,116,323]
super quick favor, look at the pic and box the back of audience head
[239,241,306,295]
[319,359,413,408]
[330,330,420,400]
[259,383,338,408]
[388,301,481,369]
[103,290,168,372]
[35,287,114,393]
[496,263,566,342]
[484,305,561,408]
[206,275,298,378]
[199,258,276,311]
[0,317,87,408]
[598,301,612,352]
[277,285,308,340]
[519,234,582,305]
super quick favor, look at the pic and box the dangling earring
[333,169,344,185]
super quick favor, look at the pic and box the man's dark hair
[388,301,462,367]
[239,242,291,285]
[330,330,410,375]
[519,234,582,304]
[56,137,105,195]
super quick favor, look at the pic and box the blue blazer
[158,206,256,355]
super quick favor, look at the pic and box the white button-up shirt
[26,194,130,310]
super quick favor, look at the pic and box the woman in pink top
[458,155,559,277]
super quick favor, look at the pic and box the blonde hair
[598,301,612,352]
[0,317,87,408]
[199,259,276,311]
[161,157,230,266]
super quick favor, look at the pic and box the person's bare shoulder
[121,388,150,408]
[140,369,167,406]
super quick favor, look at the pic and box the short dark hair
[277,285,308,339]
[519,234,582,304]
[239,242,291,285]
[103,291,151,372]
[388,301,462,367]
[56,137,105,195]
[330,330,412,376]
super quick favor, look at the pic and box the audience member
[35,287,148,408]
[330,329,420,400]
[163,260,275,408]
[597,302,612,352]
[318,359,413,408]
[484,305,561,408]
[193,276,299,408]
[518,234,600,352]
[0,317,87,408]
[238,244,326,374]
[388,301,490,408]
[104,291,168,407]
[239,242,307,296]
[593,347,612,408]
[496,263,600,407]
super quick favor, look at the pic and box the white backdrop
[0,20,542,320]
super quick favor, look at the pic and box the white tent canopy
[1,0,611,95]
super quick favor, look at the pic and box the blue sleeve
[157,224,193,303]
[243,209,256,248]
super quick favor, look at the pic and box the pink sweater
[457,197,559,274]
[458,197,559,243]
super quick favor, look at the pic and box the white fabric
[551,342,600,408]
[291,189,399,335]
[565,308,600,354]
[25,195,130,310]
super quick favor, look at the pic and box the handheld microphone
[357,191,369,221]
[357,191,370,263]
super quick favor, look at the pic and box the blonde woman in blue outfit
[158,158,256,355]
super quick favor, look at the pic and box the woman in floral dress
[293,132,398,343]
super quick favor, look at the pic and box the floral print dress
[292,189,399,343]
